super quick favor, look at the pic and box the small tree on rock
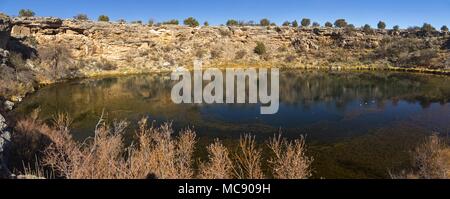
[334,19,347,28]
[98,15,110,22]
[19,9,35,17]
[184,17,199,27]
[260,18,270,26]
[301,18,311,27]
[378,21,386,30]
[74,14,89,21]
[226,19,239,26]
[254,42,266,56]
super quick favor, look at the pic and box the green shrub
[312,22,320,27]
[377,21,386,29]
[334,19,347,28]
[204,21,209,26]
[226,19,239,26]
[98,15,110,22]
[260,18,270,26]
[363,24,373,34]
[184,17,199,27]
[74,14,89,21]
[292,20,299,28]
[325,22,333,28]
[254,42,266,56]
[282,21,290,26]
[393,25,400,31]
[421,23,435,34]
[301,18,311,27]
[163,19,179,25]
[19,9,35,17]
[441,25,448,32]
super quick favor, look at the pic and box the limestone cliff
[10,16,449,75]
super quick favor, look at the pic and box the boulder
[0,113,11,179]
[4,101,14,111]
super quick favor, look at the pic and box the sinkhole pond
[12,70,450,178]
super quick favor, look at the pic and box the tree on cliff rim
[226,19,238,26]
[98,15,110,22]
[74,14,89,21]
[184,17,199,27]
[378,21,386,30]
[260,18,270,26]
[334,19,347,28]
[292,20,299,28]
[301,18,311,27]
[19,9,35,17]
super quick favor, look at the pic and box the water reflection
[13,70,450,140]
[12,70,450,178]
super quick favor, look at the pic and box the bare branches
[268,134,312,179]
[14,115,314,179]
[233,134,264,179]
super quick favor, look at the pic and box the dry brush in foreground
[10,113,313,179]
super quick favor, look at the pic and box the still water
[13,70,450,178]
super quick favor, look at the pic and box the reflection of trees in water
[279,71,450,108]
[16,71,450,125]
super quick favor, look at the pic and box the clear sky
[1,0,449,28]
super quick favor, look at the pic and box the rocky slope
[9,16,450,74]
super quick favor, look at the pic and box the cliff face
[8,17,394,71]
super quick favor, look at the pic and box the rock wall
[0,112,11,179]
[9,17,395,73]
[0,14,12,178]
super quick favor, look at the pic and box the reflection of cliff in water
[12,70,450,140]
[279,71,450,108]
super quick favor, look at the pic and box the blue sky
[1,0,449,28]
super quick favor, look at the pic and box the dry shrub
[10,118,54,168]
[411,135,449,179]
[392,135,450,179]
[12,114,313,179]
[41,113,129,179]
[198,140,233,179]
[124,118,196,179]
[268,134,312,179]
[233,135,264,179]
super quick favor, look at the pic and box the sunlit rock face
[6,15,450,76]
[2,17,396,71]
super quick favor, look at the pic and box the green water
[13,70,450,178]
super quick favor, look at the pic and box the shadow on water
[12,70,450,178]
